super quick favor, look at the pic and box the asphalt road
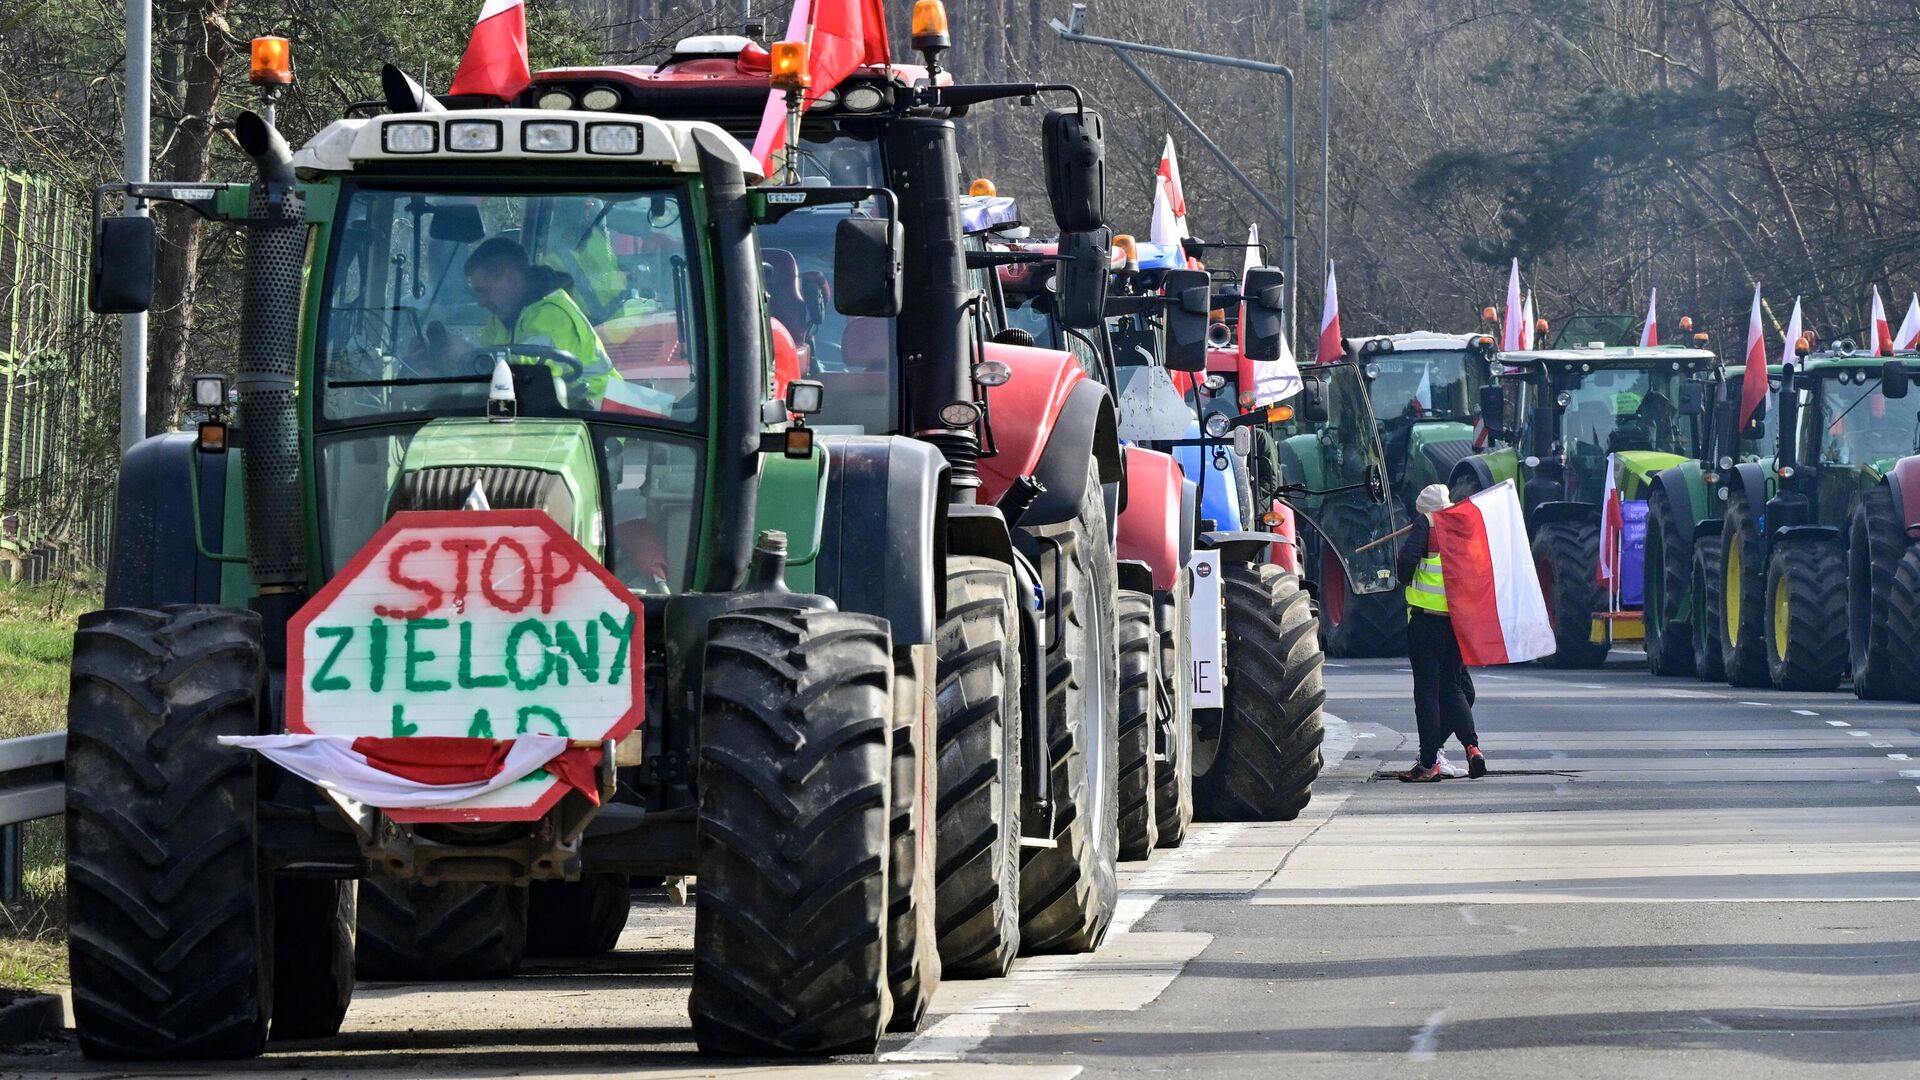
[12,651,1920,1078]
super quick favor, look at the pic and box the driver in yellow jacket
[461,236,627,405]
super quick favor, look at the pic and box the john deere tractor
[1716,347,1920,691]
[74,63,945,1058]
[1307,332,1495,656]
[1450,342,1719,667]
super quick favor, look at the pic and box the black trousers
[1408,611,1478,768]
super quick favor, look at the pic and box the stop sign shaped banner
[288,510,644,821]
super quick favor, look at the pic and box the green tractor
[1449,342,1719,667]
[1304,331,1497,656]
[74,76,945,1058]
[1714,347,1920,692]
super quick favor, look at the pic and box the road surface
[11,653,1920,1077]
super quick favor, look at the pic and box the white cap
[1416,484,1451,515]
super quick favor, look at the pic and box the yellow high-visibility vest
[1406,552,1447,614]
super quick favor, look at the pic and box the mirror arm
[931,81,1086,114]
[752,185,898,226]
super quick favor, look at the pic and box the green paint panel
[752,445,828,592]
[400,419,604,557]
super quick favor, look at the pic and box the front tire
[356,880,529,981]
[66,606,273,1060]
[1152,582,1193,849]
[1720,496,1770,687]
[1117,590,1159,859]
[1531,520,1609,669]
[690,607,894,1056]
[1644,490,1695,676]
[1194,563,1325,821]
[1847,487,1904,699]
[1765,544,1847,692]
[527,875,631,957]
[933,557,1023,979]
[1691,536,1728,682]
[1887,545,1920,702]
[270,880,356,1040]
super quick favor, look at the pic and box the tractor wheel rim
[1772,570,1790,661]
[1726,539,1743,645]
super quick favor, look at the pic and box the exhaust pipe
[231,111,309,646]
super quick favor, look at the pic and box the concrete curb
[0,993,63,1047]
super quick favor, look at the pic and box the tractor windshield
[1558,364,1689,461]
[1308,363,1401,595]
[1723,372,1779,460]
[755,125,897,435]
[1003,289,1062,350]
[1808,373,1920,468]
[317,184,707,427]
[1367,351,1476,423]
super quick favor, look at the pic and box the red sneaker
[1466,745,1487,779]
[1398,763,1445,783]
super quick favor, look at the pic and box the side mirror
[1883,360,1910,400]
[90,215,157,314]
[1161,268,1210,372]
[832,217,903,317]
[1679,381,1706,415]
[1055,227,1110,330]
[1302,375,1331,423]
[1042,107,1105,233]
[1241,267,1285,362]
[1478,384,1505,432]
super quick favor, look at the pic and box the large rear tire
[933,557,1022,979]
[1691,536,1728,682]
[1531,520,1610,669]
[1887,545,1920,702]
[1117,590,1159,860]
[885,644,939,1033]
[1152,582,1193,849]
[1765,544,1848,692]
[1019,464,1120,955]
[1847,487,1905,699]
[690,607,894,1056]
[1194,563,1325,821]
[356,880,529,981]
[65,606,273,1060]
[1644,489,1695,676]
[1719,496,1770,687]
[270,879,356,1040]
[526,874,631,957]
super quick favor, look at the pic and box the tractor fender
[1729,461,1771,521]
[1448,453,1499,498]
[1693,517,1724,542]
[1650,465,1706,532]
[1179,478,1199,569]
[814,435,949,646]
[1529,500,1599,531]
[106,433,233,608]
[1117,559,1154,596]
[975,341,1122,518]
[1198,530,1288,565]
[1116,446,1185,592]
[1886,455,1920,540]
[1773,524,1841,548]
[946,503,1018,569]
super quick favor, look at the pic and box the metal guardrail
[0,732,65,903]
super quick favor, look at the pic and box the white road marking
[1321,711,1356,766]
[1890,754,1910,761]
[1739,701,1773,707]
[1826,719,1850,726]
[1479,673,1513,680]
[1850,731,1871,737]
[1796,709,1822,716]
[1108,891,1161,936]
[884,1013,1012,1063]
[1873,742,1894,747]
[1458,905,1479,926]
[1409,1008,1449,1061]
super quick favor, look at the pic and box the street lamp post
[120,0,151,453]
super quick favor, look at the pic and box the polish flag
[449,0,532,100]
[1736,283,1768,432]
[1870,285,1893,357]
[1779,296,1804,371]
[1315,260,1343,364]
[219,733,603,809]
[1638,287,1658,347]
[1597,453,1623,586]
[750,0,891,174]
[1897,293,1920,350]
[1501,258,1524,351]
[1150,173,1183,254]
[1243,224,1302,405]
[1157,136,1191,239]
[1431,480,1556,665]
[1521,290,1536,350]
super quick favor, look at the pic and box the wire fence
[0,172,118,581]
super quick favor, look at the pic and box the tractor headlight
[586,123,641,155]
[536,89,575,110]
[1556,390,1573,407]
[447,120,502,152]
[191,373,227,408]
[939,400,981,427]
[1203,373,1228,392]
[581,86,621,110]
[381,121,437,154]
[523,121,578,153]
[841,85,886,112]
[1204,412,1232,438]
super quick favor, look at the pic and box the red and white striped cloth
[1501,259,1524,351]
[1736,283,1768,433]
[449,0,532,100]
[219,733,603,808]
[1431,481,1556,665]
[1871,285,1893,357]
[1315,260,1343,364]
[1897,293,1920,351]
[1638,287,1658,347]
[1597,453,1623,586]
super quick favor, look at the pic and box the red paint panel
[1116,447,1185,592]
[975,341,1087,506]
[1891,456,1920,539]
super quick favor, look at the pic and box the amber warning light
[770,41,811,91]
[251,36,292,87]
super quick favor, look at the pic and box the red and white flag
[1243,224,1302,405]
[1779,296,1804,370]
[1871,285,1893,357]
[1156,136,1191,239]
[750,0,891,174]
[1597,453,1623,586]
[1521,290,1536,350]
[449,0,532,100]
[1315,260,1343,363]
[219,733,603,809]
[1897,293,1920,351]
[1500,259,1523,350]
[1638,287,1658,347]
[1149,173,1183,253]
[1736,283,1768,432]
[1432,480,1556,665]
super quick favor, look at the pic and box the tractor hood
[386,418,606,561]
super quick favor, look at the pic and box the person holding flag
[1395,483,1486,782]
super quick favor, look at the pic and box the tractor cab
[1766,349,1920,534]
[1349,331,1495,510]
